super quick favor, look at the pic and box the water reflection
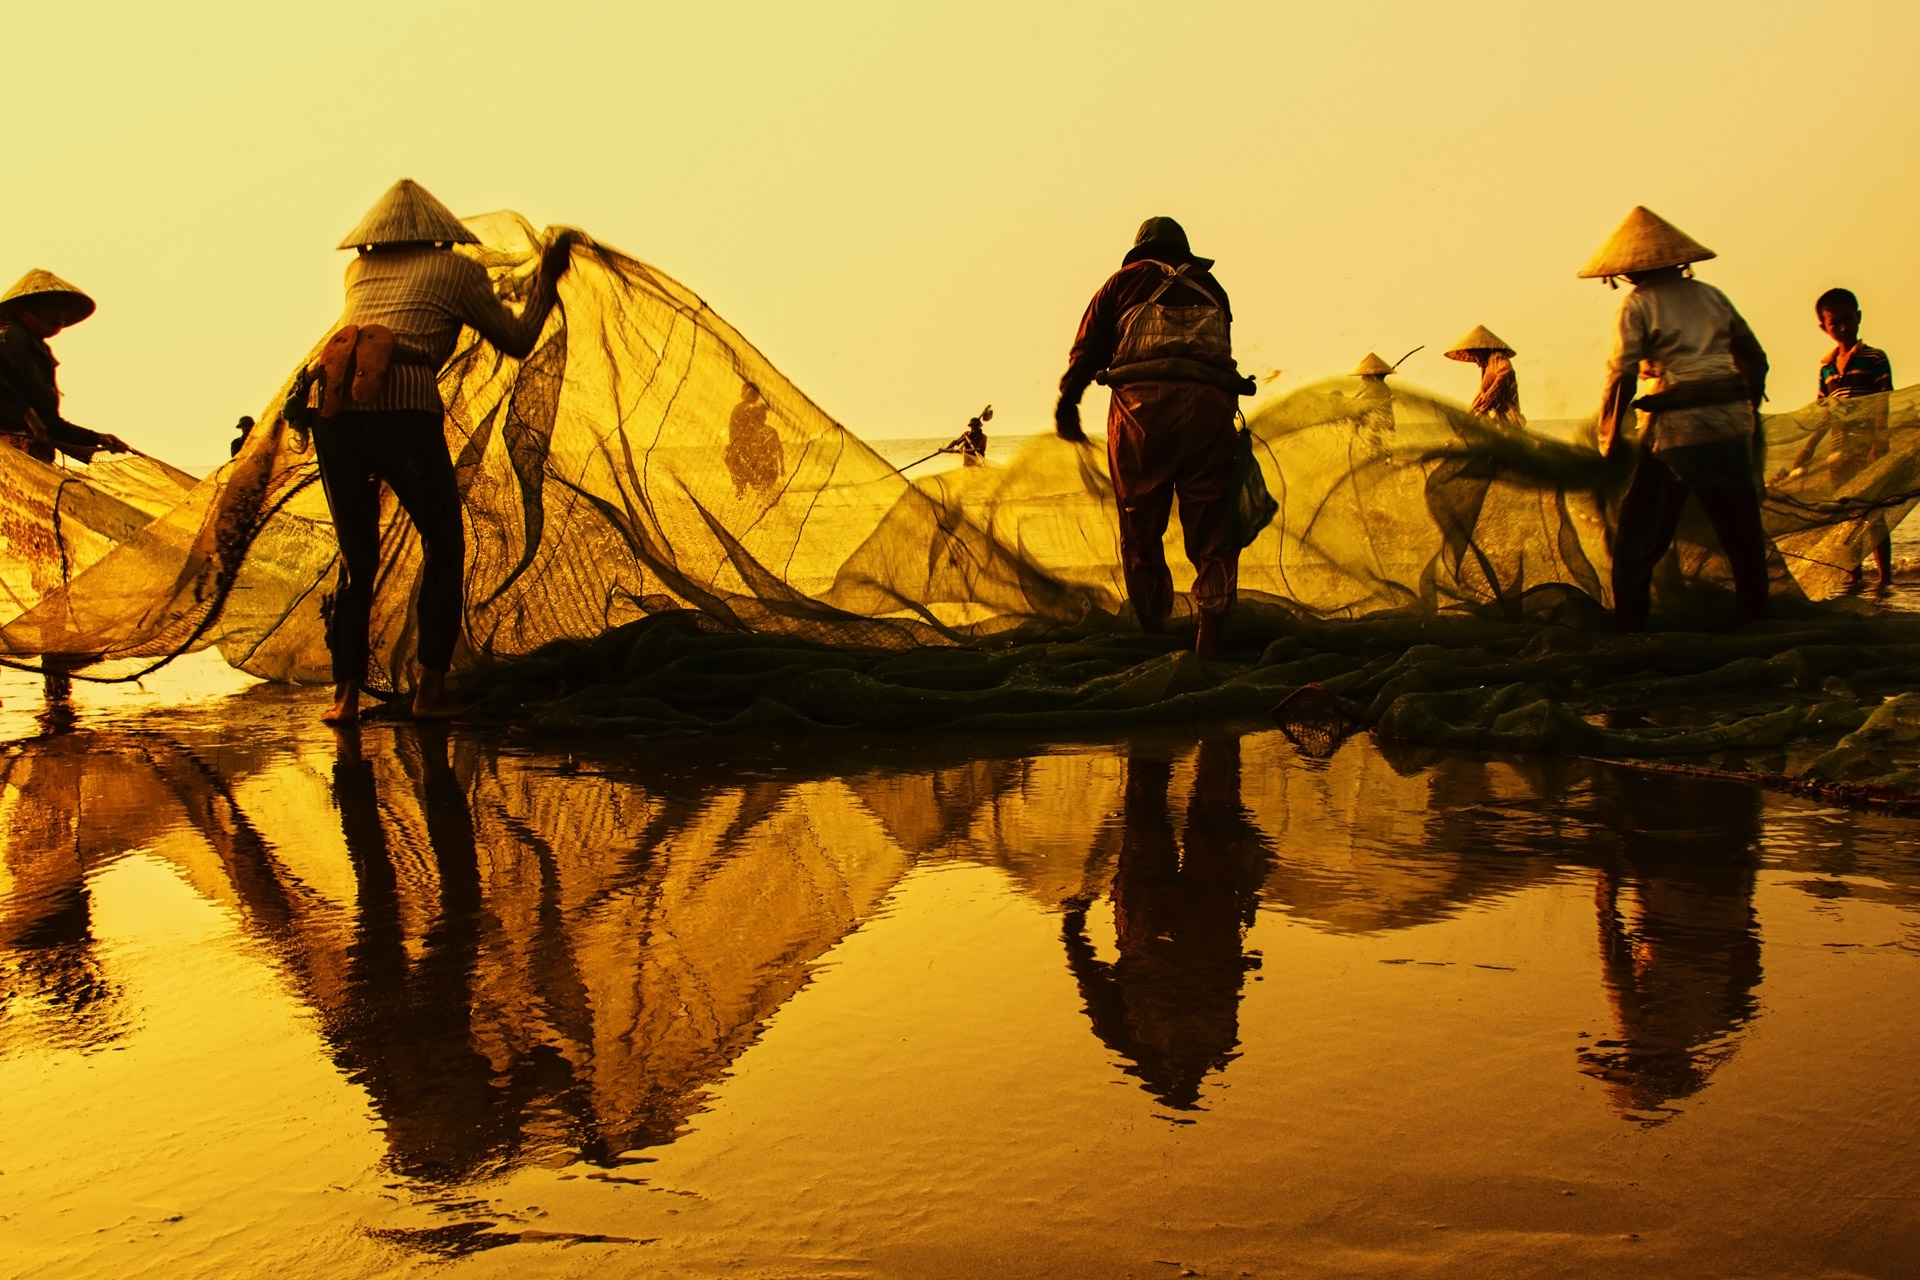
[1063,741,1272,1109]
[1,710,1913,1186]
[1579,769,1763,1121]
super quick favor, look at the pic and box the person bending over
[1054,218,1255,659]
[316,179,573,725]
[1584,207,1770,632]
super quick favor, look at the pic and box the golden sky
[6,0,1916,464]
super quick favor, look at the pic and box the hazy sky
[6,0,1916,464]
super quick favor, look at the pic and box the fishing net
[2,213,1919,794]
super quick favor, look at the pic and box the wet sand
[1,666,1918,1279]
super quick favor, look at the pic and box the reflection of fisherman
[328,726,506,1179]
[1445,325,1524,427]
[0,271,130,464]
[1585,207,1771,632]
[723,380,782,495]
[1580,768,1762,1120]
[315,179,574,725]
[1782,288,1896,585]
[1054,218,1256,659]
[1062,740,1272,1109]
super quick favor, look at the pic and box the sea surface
[1,662,1917,1279]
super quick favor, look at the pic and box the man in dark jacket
[1055,218,1253,659]
[0,270,128,464]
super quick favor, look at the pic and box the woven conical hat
[0,269,96,324]
[1444,324,1513,361]
[1352,352,1394,377]
[1577,206,1715,279]
[338,179,480,249]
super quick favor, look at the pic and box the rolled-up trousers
[313,409,465,682]
[1106,381,1240,628]
[1611,438,1769,632]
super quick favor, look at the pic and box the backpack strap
[1142,261,1217,308]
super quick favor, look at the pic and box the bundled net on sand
[2,214,1918,799]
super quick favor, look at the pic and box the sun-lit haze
[5,0,1916,467]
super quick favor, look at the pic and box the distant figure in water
[1444,325,1525,427]
[315,179,574,725]
[1349,352,1397,453]
[0,270,129,464]
[1584,206,1770,632]
[1055,217,1255,659]
[1783,288,1895,585]
[229,415,256,458]
[959,410,988,467]
[724,380,782,495]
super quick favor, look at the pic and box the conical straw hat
[1577,206,1715,279]
[1352,352,1394,376]
[0,268,96,325]
[338,179,480,249]
[1444,324,1513,361]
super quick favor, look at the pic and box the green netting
[1,213,1918,797]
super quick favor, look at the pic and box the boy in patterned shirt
[1809,288,1895,583]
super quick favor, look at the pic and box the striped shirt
[335,247,558,413]
[1818,342,1893,400]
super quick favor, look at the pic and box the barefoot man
[1054,218,1255,659]
[317,179,573,724]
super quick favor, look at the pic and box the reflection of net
[1269,682,1360,758]
[0,211,1917,702]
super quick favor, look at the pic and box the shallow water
[2,669,1918,1280]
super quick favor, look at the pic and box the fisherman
[0,271,129,464]
[1445,325,1524,427]
[959,411,988,467]
[1054,218,1255,659]
[316,179,574,725]
[1782,289,1895,584]
[1584,207,1770,632]
[1349,352,1397,453]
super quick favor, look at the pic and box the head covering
[1352,353,1394,377]
[338,179,480,250]
[0,269,96,325]
[1123,216,1214,270]
[1444,325,1514,362]
[1577,207,1715,279]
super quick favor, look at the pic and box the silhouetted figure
[1444,325,1524,428]
[1063,739,1272,1109]
[1579,768,1763,1120]
[724,380,782,495]
[228,415,256,458]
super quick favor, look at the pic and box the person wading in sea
[1585,206,1770,632]
[0,271,128,464]
[315,179,574,725]
[1054,218,1255,660]
[1445,324,1524,428]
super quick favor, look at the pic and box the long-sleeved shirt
[1061,255,1235,400]
[335,247,559,413]
[0,322,108,462]
[1605,275,1767,451]
[1469,352,1523,425]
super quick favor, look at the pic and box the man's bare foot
[411,668,467,720]
[322,679,360,725]
[1194,611,1225,661]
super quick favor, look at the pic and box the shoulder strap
[1142,262,1217,308]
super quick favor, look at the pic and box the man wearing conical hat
[1583,207,1771,631]
[1054,217,1256,659]
[1445,326,1524,427]
[0,270,129,465]
[314,179,575,725]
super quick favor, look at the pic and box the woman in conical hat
[1445,325,1523,426]
[0,269,129,464]
[1583,206,1771,632]
[313,178,576,725]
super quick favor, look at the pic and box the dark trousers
[313,409,465,683]
[1106,381,1241,628]
[1611,443,1769,632]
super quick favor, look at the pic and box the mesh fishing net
[1,213,1918,795]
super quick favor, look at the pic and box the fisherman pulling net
[1,189,1917,796]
